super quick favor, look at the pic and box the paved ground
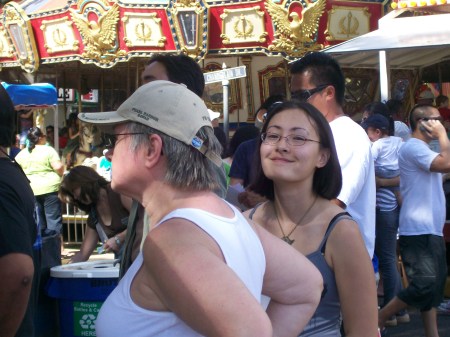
[382,303,450,337]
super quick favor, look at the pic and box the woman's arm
[68,127,79,140]
[376,176,399,188]
[138,218,273,337]
[103,229,127,253]
[69,226,99,263]
[252,222,323,337]
[328,218,379,337]
[0,254,33,337]
[51,160,64,176]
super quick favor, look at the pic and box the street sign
[204,66,247,84]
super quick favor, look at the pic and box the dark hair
[256,94,285,115]
[408,104,435,131]
[290,52,346,106]
[46,125,54,132]
[67,112,79,130]
[386,99,403,117]
[60,126,69,137]
[436,94,449,107]
[249,101,342,200]
[213,127,227,158]
[147,54,205,98]
[227,125,260,158]
[26,127,44,153]
[0,85,16,147]
[363,101,394,136]
[59,165,109,212]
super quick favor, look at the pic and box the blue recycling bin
[46,260,119,337]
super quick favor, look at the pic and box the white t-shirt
[96,205,266,337]
[330,116,376,257]
[372,136,403,171]
[371,136,403,211]
[394,121,411,142]
[399,138,445,236]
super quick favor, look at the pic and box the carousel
[0,0,386,130]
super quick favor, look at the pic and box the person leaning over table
[59,165,131,263]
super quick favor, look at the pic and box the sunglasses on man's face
[104,133,145,149]
[416,116,443,122]
[291,84,332,102]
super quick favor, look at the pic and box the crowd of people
[1,51,449,337]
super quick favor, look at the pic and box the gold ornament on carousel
[135,22,152,43]
[265,0,325,56]
[234,14,254,39]
[70,3,126,63]
[52,28,67,46]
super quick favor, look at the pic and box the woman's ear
[316,148,330,168]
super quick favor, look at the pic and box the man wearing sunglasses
[378,104,449,336]
[290,52,376,259]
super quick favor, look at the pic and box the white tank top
[96,204,266,337]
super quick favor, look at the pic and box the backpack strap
[119,199,140,278]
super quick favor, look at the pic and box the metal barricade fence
[62,203,88,245]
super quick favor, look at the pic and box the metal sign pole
[222,78,229,142]
[222,63,230,142]
[204,65,247,143]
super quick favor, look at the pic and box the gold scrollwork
[171,2,205,58]
[221,6,267,45]
[174,0,197,7]
[135,22,152,42]
[338,12,359,37]
[2,2,39,72]
[233,15,254,40]
[41,18,79,54]
[325,6,370,42]
[265,0,325,57]
[122,12,166,48]
[70,2,126,65]
[52,28,67,46]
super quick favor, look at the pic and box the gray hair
[123,122,222,191]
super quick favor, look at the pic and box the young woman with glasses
[245,100,379,336]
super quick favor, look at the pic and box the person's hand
[238,190,266,209]
[69,251,86,264]
[103,237,120,253]
[420,119,446,139]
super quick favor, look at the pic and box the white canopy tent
[322,8,450,101]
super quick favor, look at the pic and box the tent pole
[100,71,104,112]
[379,50,390,102]
[54,70,59,154]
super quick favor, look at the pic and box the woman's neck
[272,182,316,222]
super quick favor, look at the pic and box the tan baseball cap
[78,80,222,166]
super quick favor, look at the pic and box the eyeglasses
[261,132,320,146]
[291,84,332,102]
[416,116,442,122]
[104,132,145,149]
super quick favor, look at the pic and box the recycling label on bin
[73,301,103,336]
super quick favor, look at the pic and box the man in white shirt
[290,52,376,258]
[378,104,449,337]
